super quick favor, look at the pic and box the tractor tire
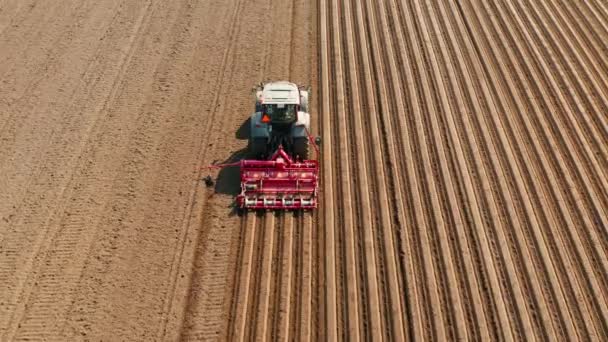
[249,138,268,158]
[292,137,309,160]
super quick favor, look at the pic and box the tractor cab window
[265,104,296,123]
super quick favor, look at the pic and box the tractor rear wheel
[292,137,309,160]
[249,138,268,158]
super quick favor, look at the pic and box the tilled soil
[1,0,606,341]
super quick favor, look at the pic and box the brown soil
[1,0,606,341]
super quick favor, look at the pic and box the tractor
[249,81,311,159]
[236,81,319,210]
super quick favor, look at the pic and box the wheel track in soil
[7,0,228,333]
[3,0,253,339]
[157,0,247,338]
[0,0,90,135]
[0,0,133,249]
[0,0,120,216]
[0,1,161,339]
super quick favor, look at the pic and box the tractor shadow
[211,117,251,196]
[235,117,250,140]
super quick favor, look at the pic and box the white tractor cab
[250,81,311,159]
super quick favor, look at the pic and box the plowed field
[1,0,606,341]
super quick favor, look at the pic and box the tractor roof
[261,81,300,105]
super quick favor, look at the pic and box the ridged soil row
[502,0,608,229]
[324,0,360,339]
[524,0,608,304]
[514,0,608,265]
[505,0,608,331]
[317,0,337,338]
[316,0,608,339]
[416,0,539,339]
[323,0,415,339]
[542,0,608,136]
[226,213,313,341]
[391,1,486,340]
[559,1,608,75]
[445,0,583,339]
[444,0,588,340]
[550,0,608,254]
[527,0,608,162]
[251,214,278,341]
[387,0,500,340]
[325,0,497,339]
[360,1,427,340]
[465,0,588,336]
[495,1,608,336]
[343,0,385,340]
[546,1,608,161]
[582,0,608,28]
[460,1,604,337]
[407,0,524,339]
[462,0,608,339]
[515,0,608,213]
[411,1,513,340]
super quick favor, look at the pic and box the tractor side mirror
[315,136,322,146]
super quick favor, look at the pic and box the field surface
[0,0,606,341]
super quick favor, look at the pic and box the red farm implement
[236,146,318,210]
[203,81,319,211]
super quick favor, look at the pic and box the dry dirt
[0,0,607,341]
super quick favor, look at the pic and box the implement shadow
[213,148,248,196]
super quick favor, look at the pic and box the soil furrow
[428,0,545,339]
[318,0,338,337]
[331,0,366,339]
[464,0,604,336]
[516,0,608,205]
[496,3,608,330]
[546,0,608,134]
